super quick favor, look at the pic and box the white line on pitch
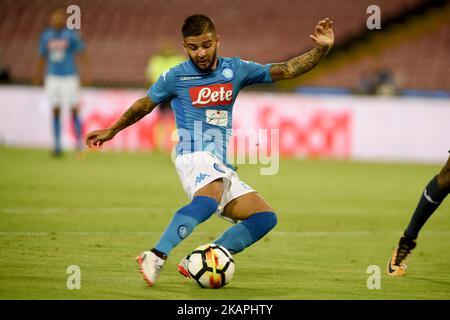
[0,230,449,237]
[0,207,176,214]
[1,206,401,214]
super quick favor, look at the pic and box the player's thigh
[45,76,61,108]
[437,155,450,190]
[62,76,80,109]
[222,192,274,221]
[193,178,224,203]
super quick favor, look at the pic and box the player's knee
[437,171,450,191]
[244,211,277,234]
[437,160,450,191]
[263,212,278,231]
[177,196,218,223]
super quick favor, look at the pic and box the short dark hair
[182,14,216,38]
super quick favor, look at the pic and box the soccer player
[86,15,334,286]
[388,153,450,276]
[33,7,89,157]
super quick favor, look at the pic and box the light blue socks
[155,196,218,256]
[214,211,277,254]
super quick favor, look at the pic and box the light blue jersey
[147,57,272,167]
[39,28,85,76]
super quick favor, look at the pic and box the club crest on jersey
[189,83,233,107]
[213,163,226,173]
[222,68,233,79]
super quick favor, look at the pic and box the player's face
[183,33,219,72]
[50,10,66,30]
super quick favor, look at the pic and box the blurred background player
[86,14,334,286]
[359,65,397,96]
[388,152,450,276]
[145,40,185,151]
[33,7,89,157]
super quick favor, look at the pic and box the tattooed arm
[85,95,157,147]
[270,18,334,82]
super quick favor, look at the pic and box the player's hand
[85,128,115,148]
[310,18,334,48]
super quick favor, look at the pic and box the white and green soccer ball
[186,243,235,288]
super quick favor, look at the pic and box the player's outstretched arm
[85,95,157,148]
[270,18,334,82]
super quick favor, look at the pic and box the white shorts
[175,151,255,223]
[44,75,80,109]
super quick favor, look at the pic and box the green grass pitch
[0,147,449,299]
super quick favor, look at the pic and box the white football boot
[136,251,165,286]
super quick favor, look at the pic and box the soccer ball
[186,243,235,288]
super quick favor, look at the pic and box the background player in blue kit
[86,14,334,286]
[33,7,89,157]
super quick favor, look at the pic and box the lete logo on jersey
[189,83,233,107]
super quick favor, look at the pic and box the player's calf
[137,196,218,286]
[388,157,450,277]
[71,108,83,151]
[404,173,448,240]
[52,107,62,156]
[154,196,219,256]
[214,211,277,254]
